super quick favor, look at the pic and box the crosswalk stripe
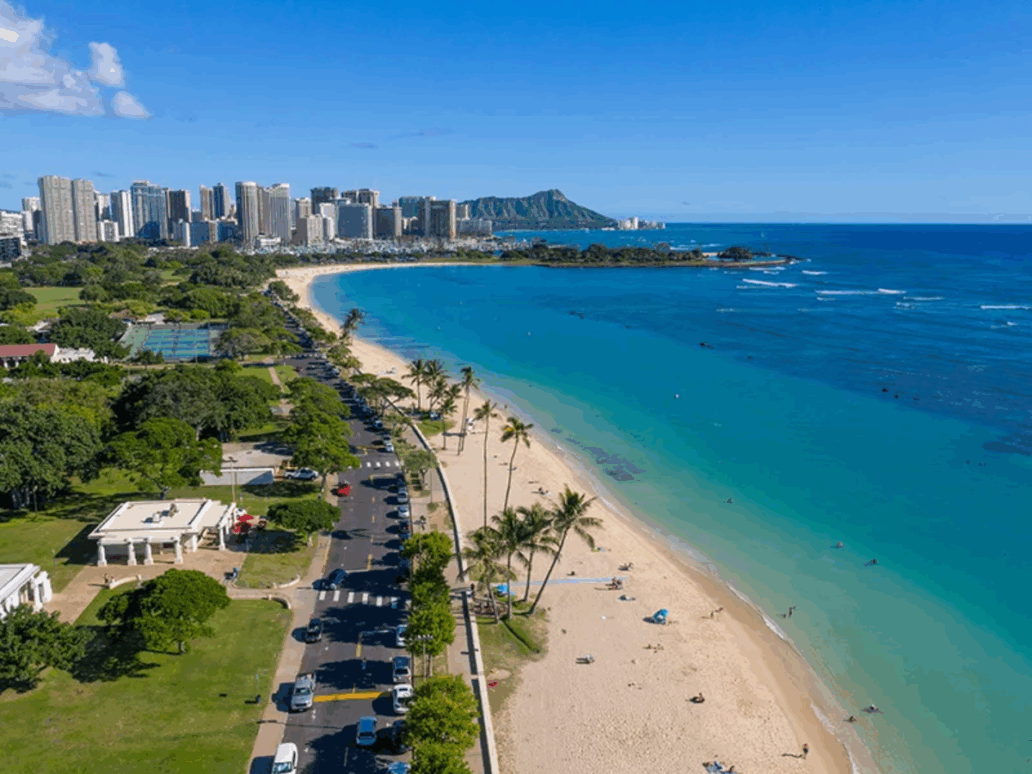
[362,592,369,604]
[347,591,355,604]
[318,591,326,601]
[333,590,340,602]
[375,596,383,607]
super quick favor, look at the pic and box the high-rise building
[109,190,135,242]
[38,176,75,245]
[97,220,120,242]
[0,211,23,236]
[71,179,98,243]
[293,216,323,247]
[21,197,40,213]
[335,202,373,240]
[212,183,231,219]
[217,220,238,242]
[429,199,457,240]
[342,189,380,208]
[166,189,191,229]
[21,197,41,241]
[373,205,403,239]
[95,192,111,222]
[234,181,261,246]
[190,220,217,246]
[310,187,339,214]
[171,220,191,246]
[130,181,169,241]
[0,234,21,260]
[199,185,214,221]
[294,197,312,222]
[320,215,336,242]
[398,195,434,220]
[258,187,271,236]
[457,218,493,236]
[268,183,290,244]
[456,202,471,220]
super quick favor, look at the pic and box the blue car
[326,568,348,589]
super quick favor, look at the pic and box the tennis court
[120,323,226,361]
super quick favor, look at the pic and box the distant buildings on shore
[612,217,665,231]
[1,174,495,254]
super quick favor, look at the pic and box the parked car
[392,684,414,714]
[379,720,411,755]
[384,441,395,453]
[396,491,409,504]
[272,742,298,774]
[305,618,323,643]
[398,504,411,519]
[395,624,407,648]
[326,568,347,589]
[356,716,378,747]
[392,655,412,684]
[399,520,411,537]
[286,468,318,481]
[290,672,316,712]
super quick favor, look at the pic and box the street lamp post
[414,634,433,678]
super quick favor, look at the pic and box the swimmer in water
[835,541,844,548]
[865,559,878,567]
[726,498,734,504]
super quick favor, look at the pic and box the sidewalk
[246,529,333,773]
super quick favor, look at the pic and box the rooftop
[0,343,55,358]
[0,563,39,600]
[89,499,236,542]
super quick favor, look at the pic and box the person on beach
[847,715,857,723]
[789,605,796,617]
[864,704,880,713]
[802,743,809,758]
[690,692,705,703]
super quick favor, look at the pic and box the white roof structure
[0,563,52,618]
[89,499,237,545]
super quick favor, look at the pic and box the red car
[333,484,351,497]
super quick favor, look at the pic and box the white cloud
[88,41,123,87]
[0,1,147,118]
[111,90,150,119]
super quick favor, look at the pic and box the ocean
[311,224,1032,774]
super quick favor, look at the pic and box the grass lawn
[0,597,290,774]
[240,362,275,387]
[417,418,454,438]
[238,529,317,588]
[28,286,83,315]
[476,608,547,716]
[274,364,297,386]
[0,516,97,593]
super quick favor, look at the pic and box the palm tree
[439,393,458,450]
[515,503,555,603]
[529,487,600,615]
[500,417,533,512]
[405,358,426,411]
[491,508,529,619]
[457,366,479,455]
[462,527,507,624]
[423,360,445,412]
[342,307,364,340]
[473,400,499,529]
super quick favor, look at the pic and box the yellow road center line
[366,553,373,570]
[356,633,363,658]
[314,691,385,702]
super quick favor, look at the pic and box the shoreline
[277,262,879,774]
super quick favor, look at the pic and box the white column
[97,542,108,567]
[189,534,199,552]
[38,571,52,603]
[126,539,137,566]
[143,538,154,565]
[29,577,41,610]
[218,526,226,550]
[173,537,183,564]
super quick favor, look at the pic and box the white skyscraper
[38,175,75,245]
[235,181,261,246]
[268,183,290,244]
[71,179,98,243]
[109,190,135,242]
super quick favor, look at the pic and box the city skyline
[2,0,1032,222]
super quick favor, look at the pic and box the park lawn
[274,364,297,386]
[0,598,290,774]
[29,286,83,315]
[240,362,275,386]
[476,609,547,717]
[0,516,96,593]
[238,528,317,588]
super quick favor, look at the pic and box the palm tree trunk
[482,416,490,530]
[506,554,514,619]
[503,441,519,512]
[522,550,535,603]
[459,390,471,454]
[529,530,568,615]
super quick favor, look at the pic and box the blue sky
[2,0,1032,221]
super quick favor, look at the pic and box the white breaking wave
[716,308,736,313]
[877,288,906,294]
[906,296,944,301]
[816,289,878,296]
[741,279,798,288]
[801,270,827,275]
[981,304,1031,310]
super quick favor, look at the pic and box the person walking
[802,743,809,758]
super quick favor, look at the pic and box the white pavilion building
[89,499,240,567]
[0,563,54,619]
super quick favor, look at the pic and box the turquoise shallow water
[312,225,1032,773]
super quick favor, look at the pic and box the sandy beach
[277,263,873,774]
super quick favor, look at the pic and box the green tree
[0,606,92,691]
[490,508,528,619]
[0,284,36,311]
[341,307,364,341]
[402,531,454,574]
[500,416,533,512]
[405,601,456,676]
[0,403,102,510]
[456,366,479,455]
[412,743,472,774]
[529,487,600,614]
[48,307,128,359]
[407,675,480,751]
[403,449,438,501]
[283,411,360,487]
[113,366,221,438]
[215,327,270,359]
[266,499,338,543]
[110,417,222,499]
[515,503,555,603]
[212,373,275,439]
[462,527,506,624]
[267,279,299,303]
[0,325,33,345]
[472,401,499,529]
[405,358,427,411]
[97,569,230,654]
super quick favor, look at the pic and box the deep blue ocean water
[312,224,1032,774]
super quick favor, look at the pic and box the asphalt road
[278,350,412,774]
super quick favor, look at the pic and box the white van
[272,742,298,774]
